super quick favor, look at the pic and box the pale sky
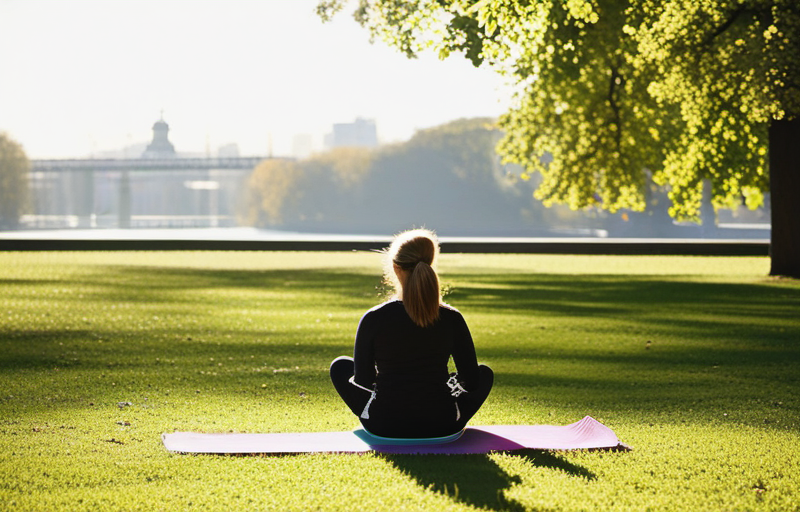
[0,0,513,159]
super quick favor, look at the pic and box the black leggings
[330,356,494,437]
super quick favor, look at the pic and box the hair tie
[393,259,420,270]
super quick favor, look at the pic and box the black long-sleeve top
[352,299,479,436]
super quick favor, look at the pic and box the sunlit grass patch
[0,251,797,511]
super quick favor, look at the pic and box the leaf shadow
[382,449,596,511]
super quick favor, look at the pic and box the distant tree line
[242,118,738,237]
[0,133,29,229]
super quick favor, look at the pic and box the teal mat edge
[353,428,465,446]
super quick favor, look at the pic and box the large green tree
[319,0,800,277]
[0,132,30,229]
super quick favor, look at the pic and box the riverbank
[0,227,770,255]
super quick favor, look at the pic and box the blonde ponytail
[385,229,441,327]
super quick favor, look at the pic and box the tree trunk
[769,118,800,278]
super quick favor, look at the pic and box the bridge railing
[30,156,277,172]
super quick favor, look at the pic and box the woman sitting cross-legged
[330,228,493,438]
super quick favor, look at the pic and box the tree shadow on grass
[3,265,798,425]
[382,450,596,511]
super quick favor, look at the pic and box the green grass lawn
[1,251,798,511]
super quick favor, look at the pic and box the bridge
[27,156,285,229]
[30,156,274,172]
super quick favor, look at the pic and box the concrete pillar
[76,169,95,228]
[119,170,131,228]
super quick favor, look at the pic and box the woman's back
[355,301,478,408]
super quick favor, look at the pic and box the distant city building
[217,143,240,158]
[292,134,314,159]
[324,117,378,150]
[141,116,176,158]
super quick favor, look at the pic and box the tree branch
[702,5,750,46]
[608,66,624,153]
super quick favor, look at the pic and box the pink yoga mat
[162,416,625,454]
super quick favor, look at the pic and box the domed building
[141,115,176,158]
